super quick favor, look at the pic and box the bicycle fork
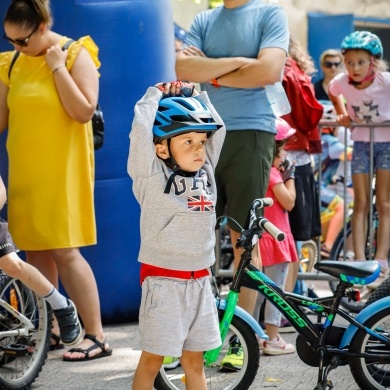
[204,292,239,365]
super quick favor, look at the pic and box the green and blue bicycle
[155,198,390,390]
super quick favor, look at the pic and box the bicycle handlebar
[251,198,273,210]
[259,218,285,242]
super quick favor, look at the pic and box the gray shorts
[0,219,16,259]
[139,276,221,357]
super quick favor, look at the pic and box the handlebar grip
[252,198,274,210]
[259,218,285,242]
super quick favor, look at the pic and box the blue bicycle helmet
[341,31,383,59]
[153,97,221,140]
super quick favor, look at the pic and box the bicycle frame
[205,199,390,374]
[0,297,35,337]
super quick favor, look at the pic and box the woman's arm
[0,81,9,133]
[46,44,98,123]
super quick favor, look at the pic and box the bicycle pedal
[2,344,29,357]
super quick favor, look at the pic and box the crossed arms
[176,45,286,88]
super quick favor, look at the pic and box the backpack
[8,40,104,150]
[281,58,323,154]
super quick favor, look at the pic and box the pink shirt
[259,167,298,266]
[329,72,390,142]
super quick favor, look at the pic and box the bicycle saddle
[315,260,380,282]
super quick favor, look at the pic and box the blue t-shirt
[185,0,289,133]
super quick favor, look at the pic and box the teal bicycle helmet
[153,97,221,140]
[341,31,383,59]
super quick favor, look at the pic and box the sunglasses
[324,61,341,69]
[3,24,39,47]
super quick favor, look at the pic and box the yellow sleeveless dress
[0,36,100,250]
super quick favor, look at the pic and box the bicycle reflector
[347,289,361,302]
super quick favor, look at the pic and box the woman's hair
[319,49,342,65]
[288,36,317,76]
[5,0,52,29]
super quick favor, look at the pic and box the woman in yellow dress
[0,0,111,361]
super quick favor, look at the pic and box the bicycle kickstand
[314,350,334,390]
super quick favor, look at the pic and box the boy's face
[155,132,208,172]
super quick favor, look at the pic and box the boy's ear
[155,142,170,159]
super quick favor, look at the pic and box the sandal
[50,333,64,351]
[62,334,112,362]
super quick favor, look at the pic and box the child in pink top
[259,118,298,356]
[329,31,390,287]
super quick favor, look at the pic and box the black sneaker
[53,300,82,346]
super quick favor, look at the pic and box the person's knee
[138,352,164,377]
[0,253,24,278]
[180,352,204,374]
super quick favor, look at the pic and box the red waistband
[140,263,209,284]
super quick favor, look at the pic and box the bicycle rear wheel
[349,306,390,390]
[154,309,260,390]
[0,275,50,390]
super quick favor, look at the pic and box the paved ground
[30,281,361,390]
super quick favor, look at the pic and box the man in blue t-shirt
[176,0,289,348]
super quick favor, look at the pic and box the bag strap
[8,51,20,80]
[62,39,75,51]
[8,39,75,80]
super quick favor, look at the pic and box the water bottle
[265,81,291,117]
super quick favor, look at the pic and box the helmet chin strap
[348,57,375,86]
[163,138,196,194]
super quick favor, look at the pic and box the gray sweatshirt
[128,87,226,271]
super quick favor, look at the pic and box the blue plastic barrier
[0,0,176,323]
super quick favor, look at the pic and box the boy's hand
[278,157,295,182]
[155,81,196,98]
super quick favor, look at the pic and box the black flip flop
[62,334,112,362]
[50,333,64,351]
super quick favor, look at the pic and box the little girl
[328,31,390,288]
[259,118,298,355]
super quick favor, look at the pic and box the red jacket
[282,58,323,154]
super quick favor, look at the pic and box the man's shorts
[139,276,221,357]
[352,141,390,174]
[0,218,17,258]
[215,130,275,231]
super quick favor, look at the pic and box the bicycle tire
[154,309,260,390]
[349,305,390,390]
[0,276,50,390]
[329,221,371,313]
[365,277,390,307]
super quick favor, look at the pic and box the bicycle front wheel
[154,309,260,390]
[0,275,50,390]
[349,306,390,390]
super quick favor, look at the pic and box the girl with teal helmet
[340,31,384,86]
[328,31,390,288]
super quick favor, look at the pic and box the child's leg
[351,173,370,260]
[263,263,288,340]
[0,252,58,298]
[374,169,390,262]
[323,194,345,252]
[132,351,164,390]
[180,350,207,390]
